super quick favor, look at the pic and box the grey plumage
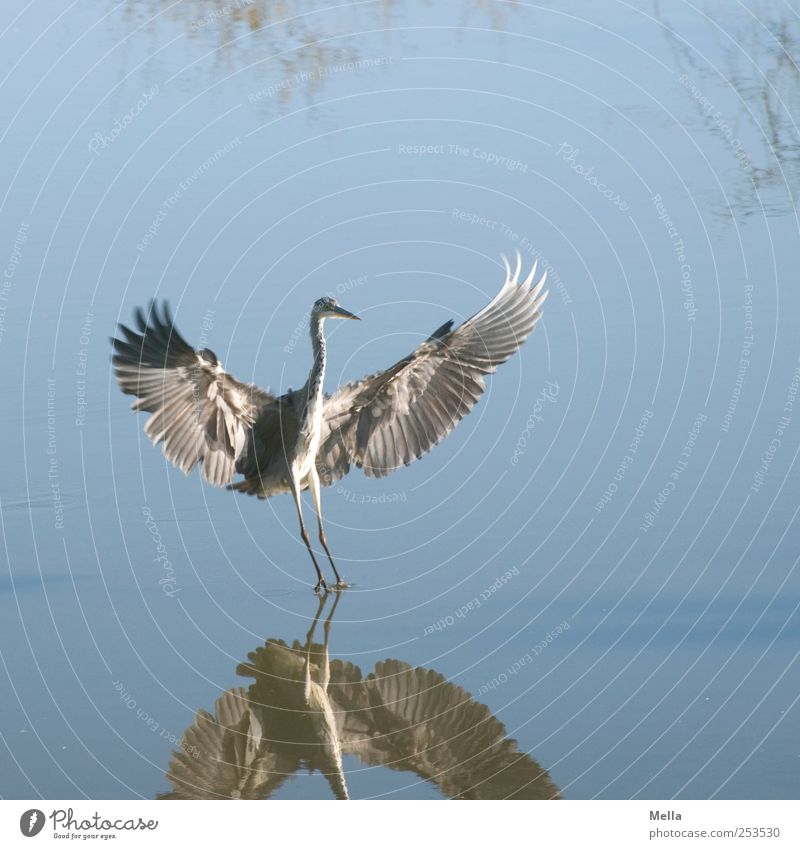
[112,253,548,590]
[112,302,272,488]
[318,254,547,482]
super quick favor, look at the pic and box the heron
[112,252,548,592]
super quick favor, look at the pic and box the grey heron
[112,253,548,592]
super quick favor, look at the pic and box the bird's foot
[332,580,349,591]
[314,578,329,594]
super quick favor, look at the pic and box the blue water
[0,0,798,800]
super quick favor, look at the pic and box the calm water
[1,0,798,800]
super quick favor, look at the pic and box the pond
[0,0,798,800]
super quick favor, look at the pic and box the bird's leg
[304,593,328,689]
[319,591,340,691]
[319,593,342,693]
[324,590,340,643]
[305,593,328,647]
[309,467,347,589]
[290,476,328,593]
[321,590,340,672]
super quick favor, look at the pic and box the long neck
[303,316,326,417]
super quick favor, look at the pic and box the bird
[159,592,560,800]
[111,252,548,592]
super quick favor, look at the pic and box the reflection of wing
[317,256,547,482]
[341,661,559,800]
[162,629,560,800]
[158,688,295,800]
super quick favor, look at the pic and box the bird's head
[312,296,360,321]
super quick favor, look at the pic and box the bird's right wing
[112,301,274,487]
[317,254,547,483]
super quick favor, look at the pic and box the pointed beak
[332,305,360,320]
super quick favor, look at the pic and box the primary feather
[112,301,273,487]
[317,254,547,482]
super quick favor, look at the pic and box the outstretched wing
[112,301,274,487]
[317,253,548,482]
[341,660,560,799]
[158,688,297,800]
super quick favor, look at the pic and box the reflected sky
[655,1,800,217]
[0,0,798,802]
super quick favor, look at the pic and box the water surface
[0,0,798,800]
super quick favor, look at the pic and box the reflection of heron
[112,254,547,590]
[159,594,560,800]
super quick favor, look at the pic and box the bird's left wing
[317,253,547,483]
[112,301,274,487]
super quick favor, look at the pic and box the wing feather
[342,659,560,799]
[112,301,274,487]
[317,254,548,482]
